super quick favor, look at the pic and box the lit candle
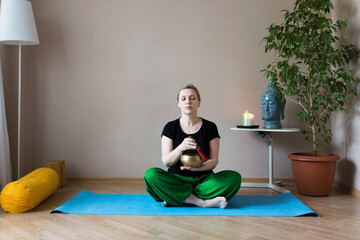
[243,110,254,126]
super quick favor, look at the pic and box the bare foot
[203,197,227,209]
[185,194,228,209]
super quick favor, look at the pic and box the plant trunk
[312,123,317,156]
[308,71,317,156]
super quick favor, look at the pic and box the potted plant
[262,0,359,196]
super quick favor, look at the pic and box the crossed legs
[144,168,241,208]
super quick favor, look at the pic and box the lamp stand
[0,0,40,179]
[17,44,22,179]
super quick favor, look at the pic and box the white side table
[230,127,300,193]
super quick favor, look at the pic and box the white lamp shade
[0,0,39,45]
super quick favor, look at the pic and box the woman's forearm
[200,158,218,170]
[162,145,183,167]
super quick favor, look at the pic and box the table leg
[268,133,273,185]
[241,131,290,193]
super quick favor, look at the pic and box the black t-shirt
[161,118,220,177]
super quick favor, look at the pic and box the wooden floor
[1,179,360,240]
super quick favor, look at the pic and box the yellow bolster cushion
[0,167,59,213]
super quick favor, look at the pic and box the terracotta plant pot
[288,153,340,197]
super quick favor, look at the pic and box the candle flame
[244,111,254,119]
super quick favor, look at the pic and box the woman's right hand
[179,137,197,152]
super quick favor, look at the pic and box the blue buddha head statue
[261,77,286,129]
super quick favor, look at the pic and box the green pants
[144,167,241,206]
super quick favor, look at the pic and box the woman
[144,84,241,208]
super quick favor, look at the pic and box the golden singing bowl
[180,153,202,167]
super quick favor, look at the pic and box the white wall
[332,0,360,191]
[3,0,321,179]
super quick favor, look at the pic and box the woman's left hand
[180,162,209,171]
[180,165,202,171]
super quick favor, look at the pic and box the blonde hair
[176,84,201,102]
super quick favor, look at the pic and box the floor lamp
[0,0,39,179]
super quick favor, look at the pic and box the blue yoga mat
[51,190,319,217]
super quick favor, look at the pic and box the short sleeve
[161,121,175,140]
[208,121,220,141]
